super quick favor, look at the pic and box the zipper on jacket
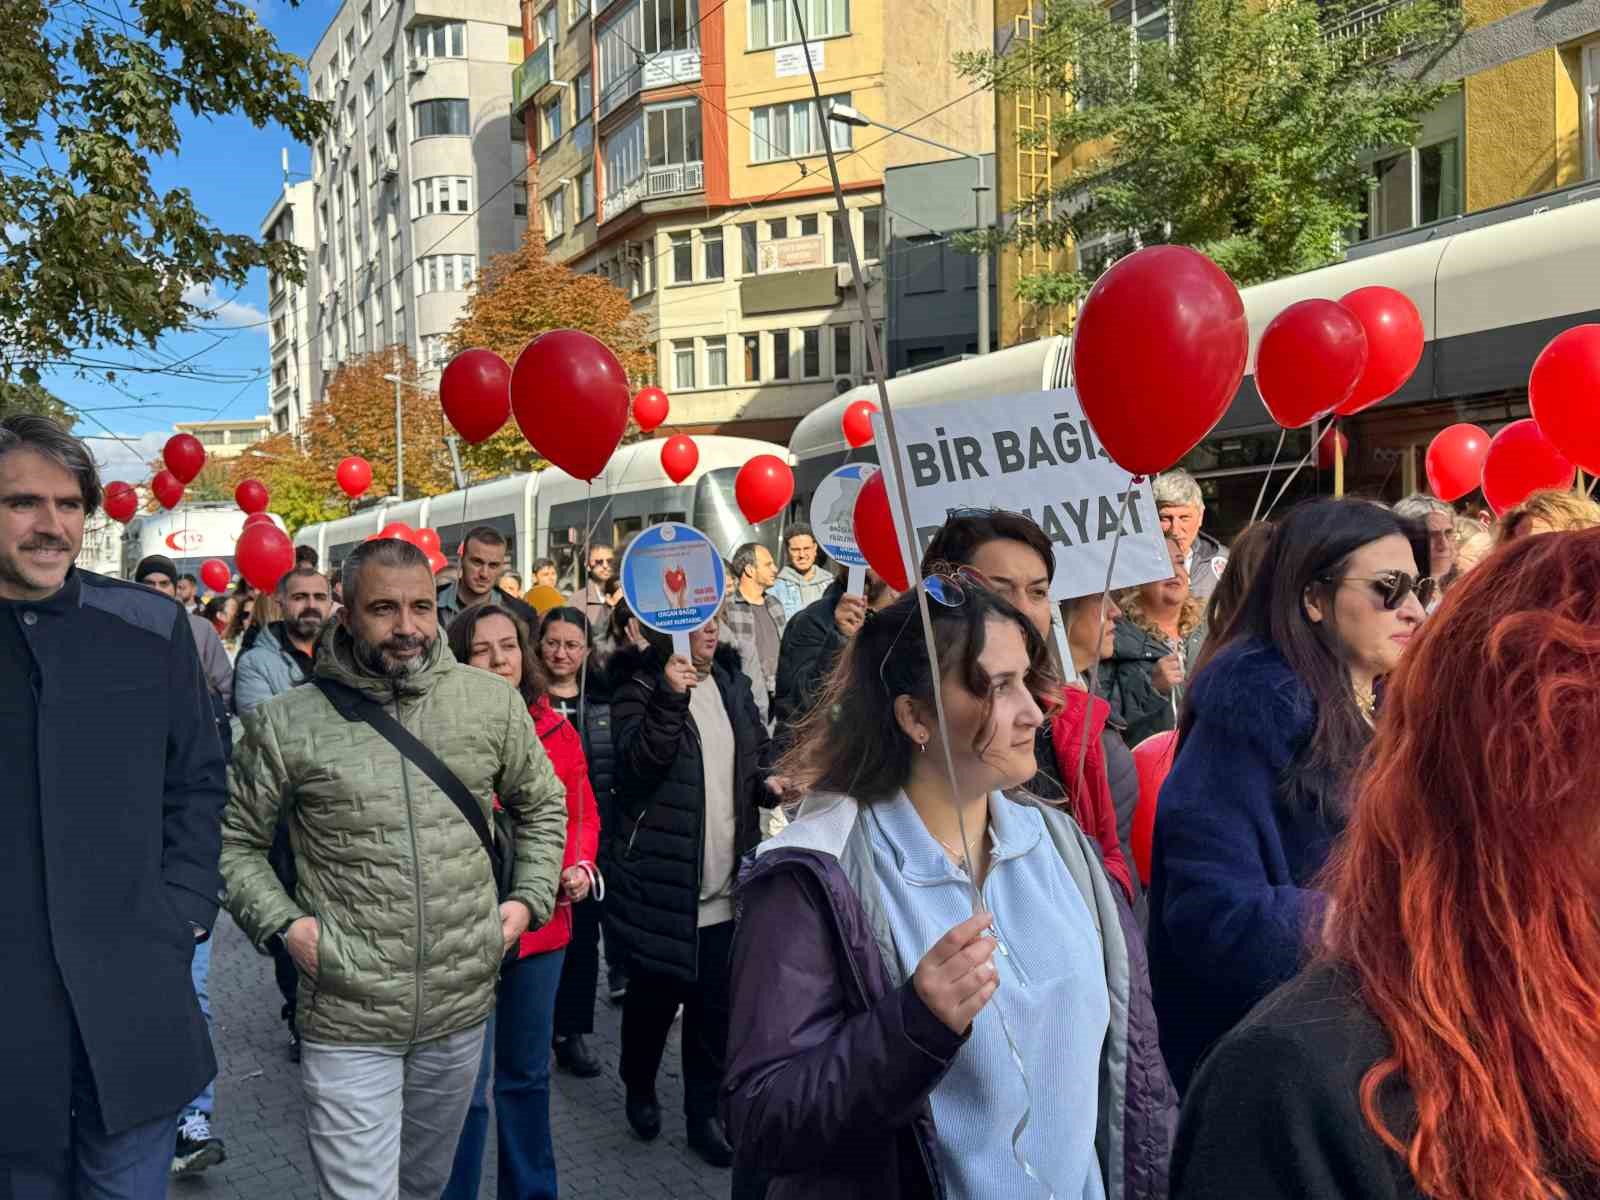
[394,686,425,1045]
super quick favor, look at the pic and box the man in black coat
[0,415,225,1200]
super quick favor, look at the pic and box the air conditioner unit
[837,263,878,288]
[382,156,399,180]
[409,58,430,76]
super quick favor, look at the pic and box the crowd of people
[8,406,1600,1200]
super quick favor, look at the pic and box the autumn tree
[447,233,654,477]
[0,379,74,426]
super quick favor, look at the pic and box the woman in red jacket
[442,607,600,1200]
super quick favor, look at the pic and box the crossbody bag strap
[313,677,500,874]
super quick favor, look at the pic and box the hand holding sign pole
[619,522,727,659]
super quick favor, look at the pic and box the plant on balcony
[447,233,654,478]
[958,0,1462,310]
[0,0,331,384]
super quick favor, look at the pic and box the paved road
[173,915,729,1200]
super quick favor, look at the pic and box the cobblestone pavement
[171,915,729,1200]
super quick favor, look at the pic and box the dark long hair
[1191,519,1275,675]
[779,586,1059,803]
[446,605,547,707]
[1183,498,1423,818]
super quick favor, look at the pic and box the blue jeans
[184,935,214,1119]
[442,949,565,1200]
[1,1099,176,1200]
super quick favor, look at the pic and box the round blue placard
[619,521,728,636]
[808,463,875,569]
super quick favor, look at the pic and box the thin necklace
[935,824,992,870]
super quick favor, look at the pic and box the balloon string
[1261,422,1335,522]
[1248,428,1288,526]
[1072,485,1136,806]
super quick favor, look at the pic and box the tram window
[648,510,686,525]
[612,515,645,544]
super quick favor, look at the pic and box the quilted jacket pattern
[221,622,569,1047]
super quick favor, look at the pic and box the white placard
[872,389,1172,600]
[774,42,824,77]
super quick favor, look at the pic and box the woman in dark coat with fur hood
[606,612,776,1168]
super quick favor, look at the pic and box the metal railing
[601,160,703,221]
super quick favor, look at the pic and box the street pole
[393,372,405,502]
[975,155,989,356]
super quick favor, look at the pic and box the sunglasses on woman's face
[1333,570,1438,611]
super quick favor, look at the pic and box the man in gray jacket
[134,555,233,710]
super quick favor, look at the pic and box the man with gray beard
[220,538,568,1200]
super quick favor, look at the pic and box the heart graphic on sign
[663,565,688,605]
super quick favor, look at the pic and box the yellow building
[993,0,1600,346]
[172,418,273,461]
[517,0,994,438]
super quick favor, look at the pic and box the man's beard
[289,612,326,642]
[353,631,433,678]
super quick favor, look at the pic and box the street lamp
[827,102,992,356]
[382,373,464,495]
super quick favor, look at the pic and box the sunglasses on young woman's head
[1328,570,1437,611]
[877,569,985,696]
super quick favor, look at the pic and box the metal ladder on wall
[1012,5,1064,342]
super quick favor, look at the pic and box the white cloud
[87,431,168,485]
[182,283,270,334]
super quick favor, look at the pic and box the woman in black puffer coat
[607,617,774,1167]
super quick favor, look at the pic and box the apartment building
[993,0,1600,346]
[514,0,993,439]
[173,418,273,461]
[303,0,524,404]
[260,180,317,437]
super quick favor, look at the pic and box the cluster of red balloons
[1256,288,1425,431]
[367,522,448,574]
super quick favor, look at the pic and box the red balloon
[1480,419,1576,516]
[199,559,231,593]
[163,433,207,485]
[633,386,670,433]
[103,481,138,523]
[660,435,699,484]
[378,521,413,541]
[414,528,442,555]
[234,523,295,592]
[842,400,879,449]
[734,455,794,525]
[440,349,512,444]
[1131,730,1178,887]
[1424,423,1490,502]
[1336,286,1424,415]
[428,551,449,575]
[1255,299,1368,429]
[235,478,270,514]
[851,469,910,593]
[336,456,373,499]
[242,512,276,530]
[1073,245,1248,477]
[1316,426,1350,472]
[152,469,184,510]
[511,331,630,481]
[1529,324,1600,475]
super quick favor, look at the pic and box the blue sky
[49,1,338,483]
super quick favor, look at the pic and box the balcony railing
[1321,0,1455,54]
[601,160,703,221]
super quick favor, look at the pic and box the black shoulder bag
[313,678,516,902]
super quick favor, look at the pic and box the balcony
[512,42,552,113]
[602,161,703,221]
[599,49,701,118]
[1321,0,1457,55]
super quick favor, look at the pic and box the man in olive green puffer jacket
[220,538,567,1200]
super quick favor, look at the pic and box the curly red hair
[1321,526,1600,1198]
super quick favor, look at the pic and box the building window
[360,3,372,40]
[863,205,881,260]
[706,336,727,386]
[605,101,703,196]
[752,94,850,163]
[538,5,558,48]
[508,28,523,64]
[416,254,476,294]
[642,0,701,54]
[802,327,821,378]
[702,228,724,280]
[412,20,466,60]
[363,73,376,113]
[669,232,693,283]
[737,222,757,275]
[576,70,593,124]
[545,189,567,238]
[1361,137,1461,240]
[832,210,850,263]
[386,123,398,157]
[749,0,848,50]
[833,324,851,374]
[1108,0,1171,44]
[1585,42,1600,180]
[769,217,788,240]
[411,176,472,215]
[343,29,356,69]
[647,101,703,169]
[798,214,818,237]
[511,110,527,145]
[513,182,528,217]
[743,333,762,382]
[382,50,394,90]
[543,97,564,146]
[672,339,696,389]
[420,334,449,369]
[343,100,356,138]
[773,330,792,380]
[412,99,470,138]
[578,169,595,219]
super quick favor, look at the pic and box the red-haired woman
[1171,527,1600,1200]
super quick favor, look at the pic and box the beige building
[515,0,994,438]
[260,179,318,438]
[173,418,273,461]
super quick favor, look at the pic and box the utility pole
[975,155,990,355]
[393,370,405,501]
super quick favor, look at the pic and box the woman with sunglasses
[724,579,1173,1200]
[1148,498,1428,1094]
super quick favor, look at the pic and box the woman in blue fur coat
[1148,499,1431,1093]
